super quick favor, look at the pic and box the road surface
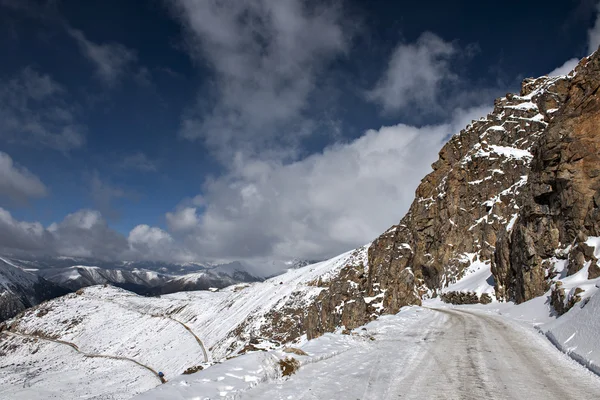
[241,307,600,400]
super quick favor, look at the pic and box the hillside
[0,257,69,321]
[3,52,600,399]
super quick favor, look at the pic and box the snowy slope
[441,253,496,297]
[136,304,600,400]
[1,245,369,400]
[135,306,428,400]
[0,257,68,321]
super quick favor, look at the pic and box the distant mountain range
[0,254,317,321]
[0,257,70,321]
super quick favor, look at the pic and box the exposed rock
[550,282,585,315]
[279,356,300,377]
[440,291,492,305]
[494,53,600,302]
[217,51,599,349]
[182,365,204,374]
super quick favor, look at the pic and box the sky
[0,0,598,269]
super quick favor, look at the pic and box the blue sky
[0,0,597,265]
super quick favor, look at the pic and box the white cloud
[547,58,579,77]
[165,106,490,262]
[166,207,199,232]
[0,67,85,151]
[0,152,47,203]
[168,0,350,160]
[48,209,129,258]
[0,207,192,262]
[0,207,49,252]
[126,224,193,262]
[68,28,137,85]
[0,104,493,266]
[367,32,458,114]
[589,2,600,55]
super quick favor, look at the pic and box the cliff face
[302,68,574,338]
[248,52,600,343]
[493,54,600,303]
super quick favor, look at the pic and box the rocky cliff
[493,53,600,304]
[296,52,600,339]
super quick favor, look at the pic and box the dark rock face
[494,53,600,303]
[440,291,492,305]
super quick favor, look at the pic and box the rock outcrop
[493,53,600,303]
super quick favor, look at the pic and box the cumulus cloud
[164,106,490,262]
[0,152,47,203]
[0,67,85,151]
[367,32,458,115]
[127,224,193,262]
[166,207,199,232]
[0,207,193,262]
[0,105,493,266]
[0,207,50,252]
[68,28,137,85]
[47,209,129,258]
[168,0,350,160]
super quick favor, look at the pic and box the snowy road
[239,307,600,400]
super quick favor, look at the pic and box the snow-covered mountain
[3,53,600,399]
[0,257,69,321]
[1,256,265,296]
[0,247,367,399]
[37,265,169,294]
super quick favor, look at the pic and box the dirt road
[241,307,600,399]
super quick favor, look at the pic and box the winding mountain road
[5,331,166,383]
[104,298,210,363]
[241,307,600,400]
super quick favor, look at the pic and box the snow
[138,302,600,399]
[135,306,428,400]
[0,257,39,291]
[462,143,533,166]
[545,288,600,375]
[442,253,495,297]
[1,245,371,399]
